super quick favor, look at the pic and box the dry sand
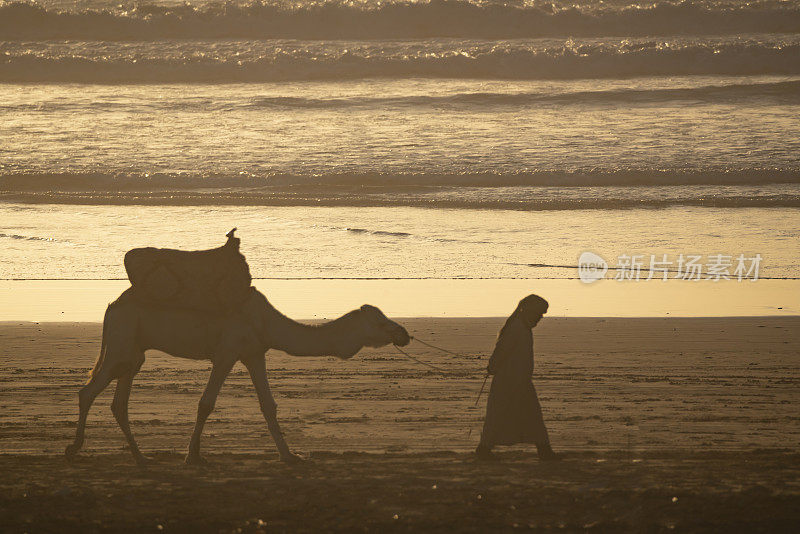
[1,317,798,532]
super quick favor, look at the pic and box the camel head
[356,304,411,351]
[251,290,411,360]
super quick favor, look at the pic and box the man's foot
[537,448,562,462]
[475,443,497,462]
[184,453,208,466]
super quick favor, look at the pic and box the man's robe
[480,314,550,446]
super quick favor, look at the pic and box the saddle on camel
[123,228,253,314]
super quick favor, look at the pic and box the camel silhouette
[65,287,410,465]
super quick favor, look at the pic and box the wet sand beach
[0,316,798,531]
[1,450,798,533]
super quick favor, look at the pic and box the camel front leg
[185,359,235,465]
[243,356,302,464]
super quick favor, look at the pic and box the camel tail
[88,304,112,382]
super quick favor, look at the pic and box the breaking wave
[1,0,799,40]
[241,80,800,107]
[2,39,799,82]
[4,80,797,111]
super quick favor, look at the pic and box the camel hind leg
[65,365,115,459]
[66,301,140,461]
[111,354,148,465]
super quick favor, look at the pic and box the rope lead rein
[391,344,490,404]
[474,374,489,406]
[390,334,470,374]
[391,343,449,374]
[409,336,470,358]
[391,336,488,389]
[391,337,490,438]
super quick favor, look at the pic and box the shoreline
[2,279,798,321]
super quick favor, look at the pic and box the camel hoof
[184,454,208,466]
[280,452,305,465]
[475,452,499,463]
[64,444,80,460]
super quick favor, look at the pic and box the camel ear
[360,304,385,315]
[360,304,379,318]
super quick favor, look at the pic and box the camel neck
[260,303,364,358]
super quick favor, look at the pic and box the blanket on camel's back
[123,228,252,314]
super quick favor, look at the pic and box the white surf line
[3,275,798,280]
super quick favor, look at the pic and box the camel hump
[124,230,252,313]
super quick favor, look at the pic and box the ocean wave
[0,232,57,241]
[2,39,799,82]
[2,171,799,209]
[347,228,412,237]
[245,80,800,107]
[4,169,800,188]
[341,226,466,243]
[1,0,799,40]
[3,169,800,189]
[6,80,796,111]
[2,190,798,210]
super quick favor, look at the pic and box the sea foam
[2,37,799,82]
[1,0,799,40]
